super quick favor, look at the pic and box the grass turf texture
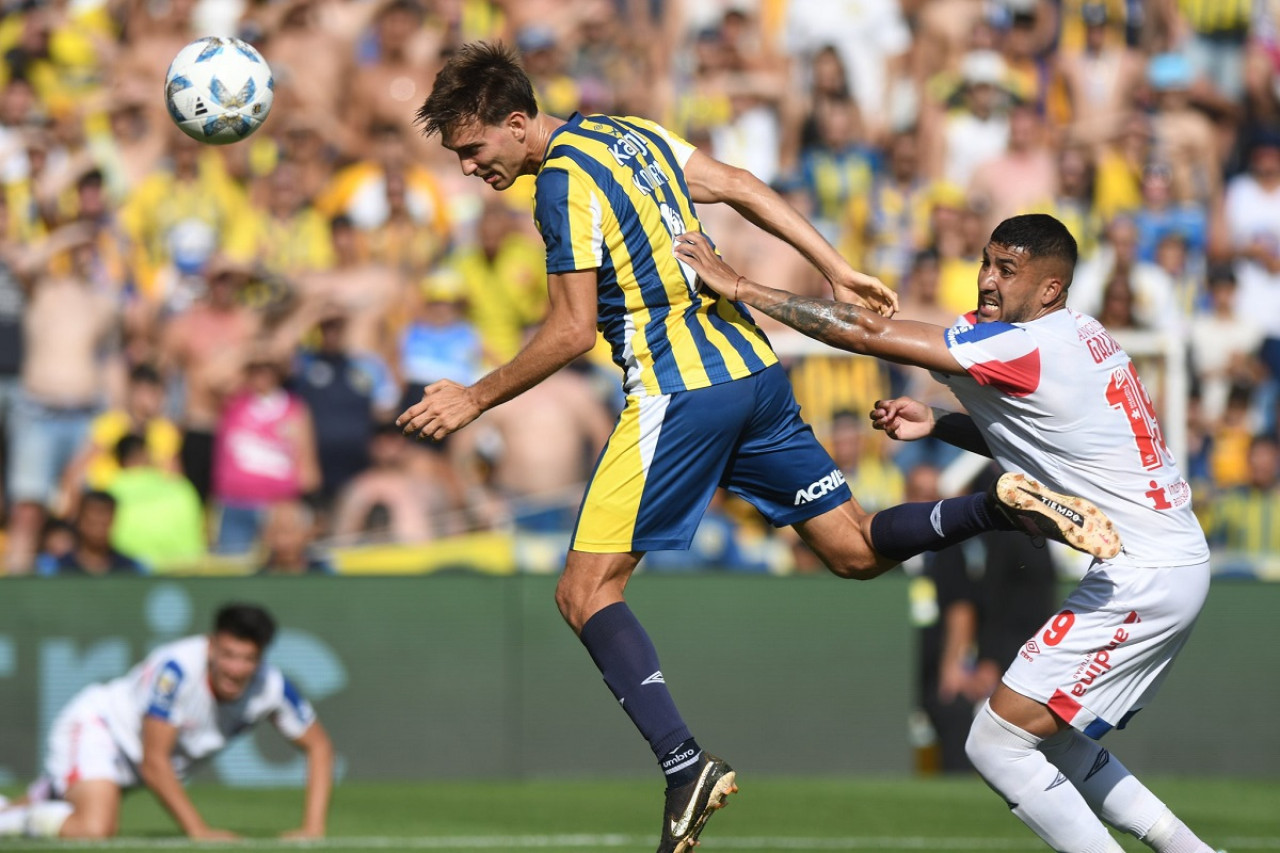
[3,776,1278,852]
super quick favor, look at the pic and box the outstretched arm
[870,397,994,458]
[674,232,960,373]
[397,269,598,441]
[280,721,333,839]
[682,150,898,317]
[140,717,237,840]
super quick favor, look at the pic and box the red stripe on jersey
[1048,688,1082,723]
[967,349,1041,397]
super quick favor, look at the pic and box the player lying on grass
[0,603,333,840]
[675,213,1218,853]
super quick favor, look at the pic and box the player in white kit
[674,214,1218,853]
[0,603,334,840]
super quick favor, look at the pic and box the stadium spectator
[451,196,548,365]
[210,347,320,555]
[118,134,252,306]
[0,190,26,528]
[458,354,615,533]
[36,490,143,576]
[6,227,118,574]
[58,363,180,508]
[398,268,487,397]
[317,122,452,277]
[844,128,933,289]
[103,433,205,570]
[296,215,405,363]
[292,306,398,506]
[1053,3,1145,146]
[331,422,460,544]
[257,500,333,575]
[1147,52,1221,206]
[968,101,1058,237]
[1224,127,1280,435]
[927,49,1012,188]
[828,408,904,514]
[1206,434,1280,555]
[797,95,874,244]
[159,255,261,503]
[1189,264,1265,423]
[0,603,333,839]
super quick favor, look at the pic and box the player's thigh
[571,382,753,554]
[721,364,852,527]
[1001,561,1210,738]
[60,780,122,838]
[45,693,137,798]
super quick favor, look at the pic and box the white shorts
[1002,560,1210,739]
[43,687,139,796]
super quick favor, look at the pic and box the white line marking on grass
[7,837,1279,851]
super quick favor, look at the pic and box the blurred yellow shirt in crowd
[83,412,182,491]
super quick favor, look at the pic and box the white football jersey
[87,635,315,778]
[934,308,1210,569]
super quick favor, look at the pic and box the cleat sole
[996,473,1122,560]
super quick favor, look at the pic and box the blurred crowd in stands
[0,0,1277,576]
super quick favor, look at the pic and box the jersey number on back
[1104,363,1171,472]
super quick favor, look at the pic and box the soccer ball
[164,36,273,145]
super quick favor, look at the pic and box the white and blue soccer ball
[164,36,274,145]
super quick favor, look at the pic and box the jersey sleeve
[144,660,185,722]
[944,321,1042,397]
[534,166,603,275]
[269,674,317,740]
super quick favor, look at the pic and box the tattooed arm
[674,232,966,375]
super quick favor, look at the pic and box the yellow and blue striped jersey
[534,113,777,397]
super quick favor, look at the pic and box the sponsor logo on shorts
[794,468,847,505]
[1020,639,1042,662]
[1069,627,1131,698]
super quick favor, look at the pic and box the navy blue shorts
[571,363,850,552]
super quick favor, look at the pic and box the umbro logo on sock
[642,671,666,685]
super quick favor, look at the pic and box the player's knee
[60,811,116,839]
[826,558,880,580]
[965,701,1037,779]
[553,577,585,630]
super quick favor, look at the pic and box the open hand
[870,397,934,442]
[672,232,740,298]
[395,379,482,441]
[832,271,898,317]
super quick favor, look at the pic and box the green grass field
[3,776,1278,852]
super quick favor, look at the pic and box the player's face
[976,242,1052,324]
[207,632,263,702]
[443,117,526,191]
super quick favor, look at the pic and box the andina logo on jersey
[794,469,847,505]
[1070,627,1131,698]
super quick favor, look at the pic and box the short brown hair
[414,41,538,139]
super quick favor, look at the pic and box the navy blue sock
[578,602,693,774]
[870,492,1002,562]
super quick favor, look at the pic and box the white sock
[966,702,1125,853]
[25,801,73,838]
[0,805,30,837]
[1141,809,1217,853]
[1039,729,1214,852]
